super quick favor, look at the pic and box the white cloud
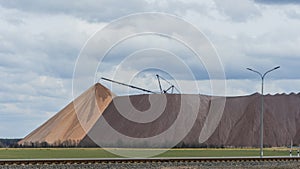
[214,0,261,22]
[0,5,101,137]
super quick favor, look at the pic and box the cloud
[0,0,147,22]
[96,34,209,81]
[214,0,261,22]
[285,8,300,19]
[0,0,211,23]
[0,5,103,78]
[1,0,300,138]
[255,0,300,4]
[188,1,300,80]
[0,5,100,137]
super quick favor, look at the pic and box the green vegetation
[0,148,295,159]
[0,148,119,159]
[157,148,291,157]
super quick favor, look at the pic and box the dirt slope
[18,83,114,146]
[81,93,300,147]
[205,93,300,147]
[80,94,209,147]
[19,82,300,147]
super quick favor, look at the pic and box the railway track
[0,156,300,165]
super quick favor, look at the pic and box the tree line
[0,139,22,148]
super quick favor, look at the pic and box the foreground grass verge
[0,148,294,159]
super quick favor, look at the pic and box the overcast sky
[1,0,300,138]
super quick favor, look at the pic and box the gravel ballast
[1,160,300,169]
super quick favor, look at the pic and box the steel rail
[1,156,300,165]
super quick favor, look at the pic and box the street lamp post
[246,66,280,158]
